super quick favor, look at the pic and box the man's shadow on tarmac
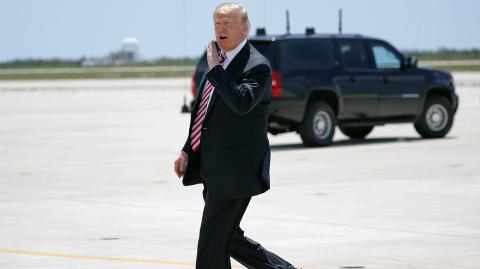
[270,136,457,151]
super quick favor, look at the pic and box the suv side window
[278,39,334,72]
[338,40,371,69]
[371,42,401,69]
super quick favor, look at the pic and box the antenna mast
[286,10,290,34]
[338,9,342,34]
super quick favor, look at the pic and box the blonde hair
[214,2,251,30]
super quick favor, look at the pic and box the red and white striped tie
[190,52,226,152]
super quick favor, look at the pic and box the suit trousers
[196,189,296,269]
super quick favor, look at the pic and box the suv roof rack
[305,27,315,35]
[251,33,365,40]
[256,28,267,36]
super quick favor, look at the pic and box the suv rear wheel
[339,126,374,139]
[414,95,453,138]
[299,101,336,147]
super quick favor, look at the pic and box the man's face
[214,12,248,52]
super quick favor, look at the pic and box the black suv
[190,31,459,147]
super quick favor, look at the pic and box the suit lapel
[204,43,251,119]
[205,89,218,118]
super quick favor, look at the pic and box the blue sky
[1,0,479,61]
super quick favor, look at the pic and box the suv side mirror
[404,56,418,69]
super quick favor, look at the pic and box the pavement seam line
[0,247,195,266]
[0,247,244,268]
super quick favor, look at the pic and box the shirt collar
[223,38,248,66]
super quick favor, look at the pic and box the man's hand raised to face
[206,41,222,70]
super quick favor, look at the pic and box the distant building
[117,37,140,64]
[82,37,141,66]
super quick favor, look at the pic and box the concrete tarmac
[0,74,479,269]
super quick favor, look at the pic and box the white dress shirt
[222,38,248,69]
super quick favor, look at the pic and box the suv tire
[339,126,374,139]
[414,95,453,138]
[299,101,336,147]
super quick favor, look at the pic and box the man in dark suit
[174,3,297,269]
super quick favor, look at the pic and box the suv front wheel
[299,101,336,147]
[414,95,454,138]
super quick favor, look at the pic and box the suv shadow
[270,136,457,151]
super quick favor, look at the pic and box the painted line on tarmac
[0,247,248,267]
[0,247,197,266]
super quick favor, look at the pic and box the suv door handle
[382,76,389,83]
[348,76,356,83]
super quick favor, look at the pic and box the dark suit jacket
[181,42,272,198]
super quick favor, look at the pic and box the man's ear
[241,23,249,37]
